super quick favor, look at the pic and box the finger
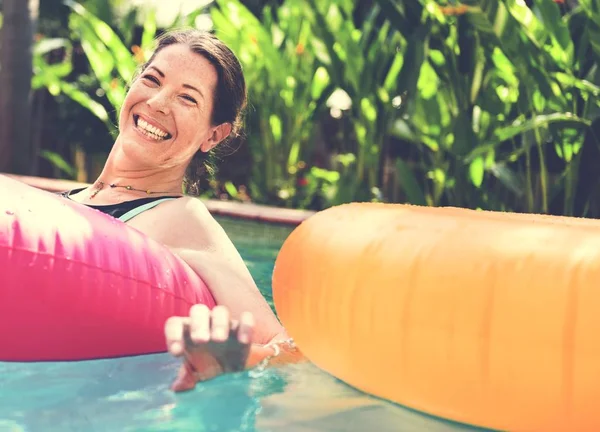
[210,305,230,342]
[236,312,255,345]
[171,363,198,393]
[189,304,211,344]
[165,316,188,356]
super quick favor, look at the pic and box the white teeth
[137,117,168,138]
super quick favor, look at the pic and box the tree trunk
[0,0,38,174]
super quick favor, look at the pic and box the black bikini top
[59,187,182,222]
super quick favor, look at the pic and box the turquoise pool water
[0,217,487,432]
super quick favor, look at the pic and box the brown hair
[139,29,247,195]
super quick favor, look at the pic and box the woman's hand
[164,304,256,392]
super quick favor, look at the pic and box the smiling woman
[54,29,303,392]
[113,42,228,193]
[118,30,246,196]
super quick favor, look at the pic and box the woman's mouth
[133,115,172,141]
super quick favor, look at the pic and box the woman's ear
[200,123,232,153]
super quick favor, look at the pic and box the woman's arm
[171,246,286,344]
[131,196,287,344]
[128,197,305,390]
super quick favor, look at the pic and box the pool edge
[4,174,315,226]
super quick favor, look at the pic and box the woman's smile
[133,114,173,142]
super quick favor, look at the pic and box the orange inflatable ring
[272,203,600,432]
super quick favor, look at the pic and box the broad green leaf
[490,47,518,87]
[33,41,73,81]
[39,150,77,178]
[311,66,330,100]
[489,163,524,196]
[585,19,600,59]
[395,158,427,205]
[470,40,485,103]
[410,95,442,139]
[465,113,591,162]
[69,14,114,81]
[469,156,485,187]
[391,119,420,144]
[532,89,546,112]
[360,98,377,124]
[307,0,362,93]
[383,51,404,92]
[34,61,72,80]
[141,8,157,56]
[463,0,558,99]
[364,17,390,92]
[60,81,112,127]
[555,127,585,162]
[452,110,477,156]
[417,61,439,100]
[34,38,71,56]
[579,0,600,28]
[224,182,239,199]
[533,0,574,66]
[310,166,340,183]
[269,114,282,143]
[359,5,381,53]
[396,21,431,99]
[505,0,561,58]
[495,113,589,142]
[65,0,137,82]
[553,72,600,97]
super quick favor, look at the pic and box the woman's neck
[74,146,186,204]
[92,171,183,195]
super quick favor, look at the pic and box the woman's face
[117,43,226,169]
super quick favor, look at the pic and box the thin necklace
[89,181,174,199]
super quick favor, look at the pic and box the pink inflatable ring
[0,175,215,361]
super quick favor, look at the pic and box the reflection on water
[256,362,489,432]
[0,355,487,432]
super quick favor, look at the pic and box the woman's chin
[118,137,169,165]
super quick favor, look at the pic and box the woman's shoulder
[145,195,215,229]
[131,195,224,250]
[166,195,212,220]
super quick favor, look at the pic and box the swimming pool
[0,216,489,432]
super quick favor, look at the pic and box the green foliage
[380,0,600,215]
[28,0,600,216]
[304,0,418,204]
[62,0,161,130]
[211,0,335,207]
[34,0,208,132]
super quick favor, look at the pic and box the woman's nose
[146,91,171,115]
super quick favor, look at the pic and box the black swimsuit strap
[58,187,182,220]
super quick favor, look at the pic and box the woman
[60,28,301,391]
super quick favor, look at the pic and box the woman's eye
[181,95,197,104]
[142,74,160,85]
